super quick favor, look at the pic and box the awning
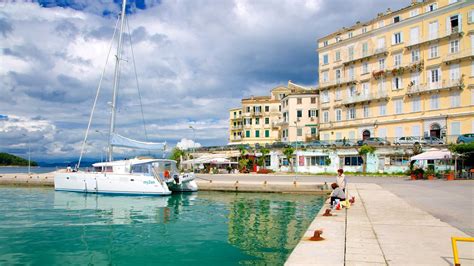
[111,133,166,150]
[410,148,452,161]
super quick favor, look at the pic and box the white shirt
[336,174,346,190]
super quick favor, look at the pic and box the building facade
[280,84,319,143]
[317,0,473,143]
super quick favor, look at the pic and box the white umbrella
[410,148,452,161]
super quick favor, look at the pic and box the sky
[0,0,410,162]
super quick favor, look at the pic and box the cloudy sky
[0,0,410,162]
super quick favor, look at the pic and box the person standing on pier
[336,168,346,192]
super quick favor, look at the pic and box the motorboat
[155,159,198,192]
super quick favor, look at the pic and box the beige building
[317,0,474,143]
[280,83,319,143]
[228,86,291,146]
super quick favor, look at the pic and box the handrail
[451,236,474,266]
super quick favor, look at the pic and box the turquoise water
[0,187,324,265]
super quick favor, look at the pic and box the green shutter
[256,130,260,138]
[265,130,270,138]
[246,131,250,138]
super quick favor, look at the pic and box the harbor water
[0,187,324,265]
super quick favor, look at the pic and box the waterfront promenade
[286,183,474,265]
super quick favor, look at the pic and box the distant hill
[0,153,38,166]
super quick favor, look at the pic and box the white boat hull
[54,172,171,196]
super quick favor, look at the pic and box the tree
[0,153,38,166]
[259,147,270,169]
[283,147,295,172]
[358,145,376,173]
[169,147,186,166]
[238,158,250,172]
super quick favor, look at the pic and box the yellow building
[228,86,291,146]
[317,0,473,143]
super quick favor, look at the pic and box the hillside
[0,153,38,166]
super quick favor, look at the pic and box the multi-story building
[228,85,291,146]
[317,0,473,143]
[280,83,319,142]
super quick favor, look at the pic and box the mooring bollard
[263,180,267,185]
[322,209,333,216]
[309,229,324,241]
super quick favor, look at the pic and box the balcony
[342,91,389,105]
[319,77,357,90]
[343,47,389,66]
[443,48,474,64]
[305,134,319,142]
[405,28,464,49]
[406,79,464,95]
[252,111,263,117]
[231,125,243,130]
[230,136,242,142]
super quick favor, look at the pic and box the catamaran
[54,0,197,195]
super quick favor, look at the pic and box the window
[427,3,437,12]
[450,64,460,81]
[429,45,438,58]
[348,46,355,61]
[378,78,385,92]
[348,31,353,38]
[265,130,270,138]
[245,130,250,138]
[311,97,316,104]
[322,90,329,103]
[335,109,342,121]
[362,42,368,56]
[448,0,458,4]
[322,71,329,83]
[393,77,403,90]
[348,107,356,120]
[393,32,402,45]
[362,62,369,74]
[255,117,260,125]
[428,21,438,39]
[246,106,250,112]
[265,106,269,112]
[335,69,341,82]
[378,20,385,28]
[297,110,302,118]
[451,91,460,107]
[393,16,400,23]
[344,156,363,166]
[379,103,386,116]
[309,109,318,118]
[377,37,385,50]
[410,8,419,17]
[335,51,341,61]
[362,82,369,95]
[429,68,440,83]
[362,27,367,33]
[390,156,410,166]
[451,122,461,136]
[363,105,369,118]
[412,96,421,112]
[411,49,420,62]
[450,39,459,53]
[394,99,403,114]
[410,27,419,45]
[469,10,474,23]
[311,127,317,135]
[411,72,420,86]
[348,66,355,80]
[322,54,329,65]
[297,128,302,137]
[297,98,302,104]
[430,94,439,110]
[323,40,328,47]
[348,86,357,97]
[255,130,260,138]
[305,156,330,166]
[254,106,261,113]
[393,53,402,67]
[335,89,341,100]
[265,117,270,124]
[378,58,385,70]
[449,15,460,33]
[323,111,329,123]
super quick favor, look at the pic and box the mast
[108,0,128,161]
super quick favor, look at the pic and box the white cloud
[176,138,201,150]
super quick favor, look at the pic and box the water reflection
[54,192,198,225]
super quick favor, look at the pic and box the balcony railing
[405,28,464,49]
[319,76,356,89]
[443,48,474,64]
[342,90,389,105]
[406,79,464,95]
[231,125,243,130]
[343,47,389,65]
[230,136,242,141]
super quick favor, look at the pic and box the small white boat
[156,160,198,192]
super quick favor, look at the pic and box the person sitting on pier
[336,168,346,192]
[330,183,346,206]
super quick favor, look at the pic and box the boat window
[131,164,150,174]
[94,167,102,172]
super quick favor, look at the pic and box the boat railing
[151,167,165,185]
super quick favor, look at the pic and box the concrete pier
[0,173,54,186]
[286,183,474,265]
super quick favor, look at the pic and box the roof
[92,158,177,167]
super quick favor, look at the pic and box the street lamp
[22,133,30,176]
[189,125,196,172]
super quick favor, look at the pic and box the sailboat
[54,0,197,195]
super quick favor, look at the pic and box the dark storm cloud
[0,18,13,37]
